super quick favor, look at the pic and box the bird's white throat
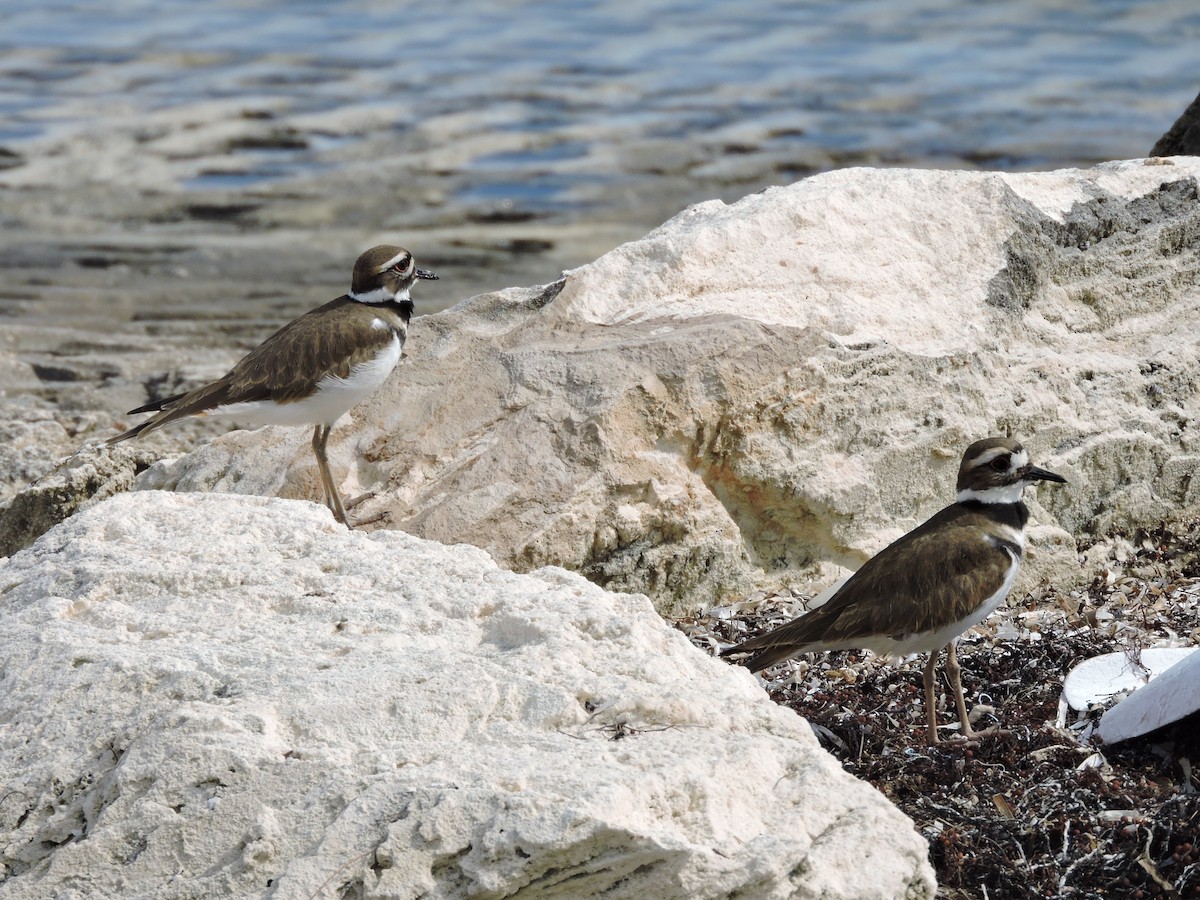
[348,285,410,305]
[957,482,1026,505]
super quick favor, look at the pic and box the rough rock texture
[0,443,160,558]
[0,352,121,504]
[121,160,1200,614]
[0,492,934,899]
[1151,89,1200,157]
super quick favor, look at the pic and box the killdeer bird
[108,245,437,527]
[723,437,1066,745]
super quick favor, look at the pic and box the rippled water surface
[2,0,1197,215]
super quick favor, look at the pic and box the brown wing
[727,504,1015,671]
[218,297,401,403]
[109,298,401,443]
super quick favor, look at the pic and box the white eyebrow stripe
[971,446,1027,470]
[379,250,411,271]
[973,447,1009,466]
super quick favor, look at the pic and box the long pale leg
[311,425,332,509]
[946,641,1001,741]
[311,424,349,527]
[922,648,942,745]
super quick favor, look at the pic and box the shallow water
[2,0,1197,214]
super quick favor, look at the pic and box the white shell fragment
[1062,647,1197,711]
[1086,649,1200,744]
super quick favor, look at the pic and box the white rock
[0,492,934,899]
[126,160,1200,612]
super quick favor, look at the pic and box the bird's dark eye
[390,257,411,274]
[990,456,1010,472]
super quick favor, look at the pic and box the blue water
[0,0,1197,215]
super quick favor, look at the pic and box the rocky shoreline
[3,158,1200,898]
[7,160,1200,605]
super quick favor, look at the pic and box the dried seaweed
[676,518,1200,898]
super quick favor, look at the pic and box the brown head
[348,245,438,303]
[956,437,1066,504]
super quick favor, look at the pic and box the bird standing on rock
[723,437,1067,745]
[108,245,437,527]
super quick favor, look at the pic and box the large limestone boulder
[0,492,934,899]
[132,160,1200,613]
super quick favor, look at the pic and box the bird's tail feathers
[126,390,189,417]
[107,385,223,445]
[107,417,162,445]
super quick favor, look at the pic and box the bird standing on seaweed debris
[108,245,437,527]
[723,437,1066,745]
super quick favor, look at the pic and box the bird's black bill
[1024,465,1067,484]
[415,268,438,280]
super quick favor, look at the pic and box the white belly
[209,334,401,427]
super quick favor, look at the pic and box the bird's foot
[346,508,389,528]
[926,724,1008,747]
[960,723,1009,742]
[344,490,376,512]
[336,490,390,528]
